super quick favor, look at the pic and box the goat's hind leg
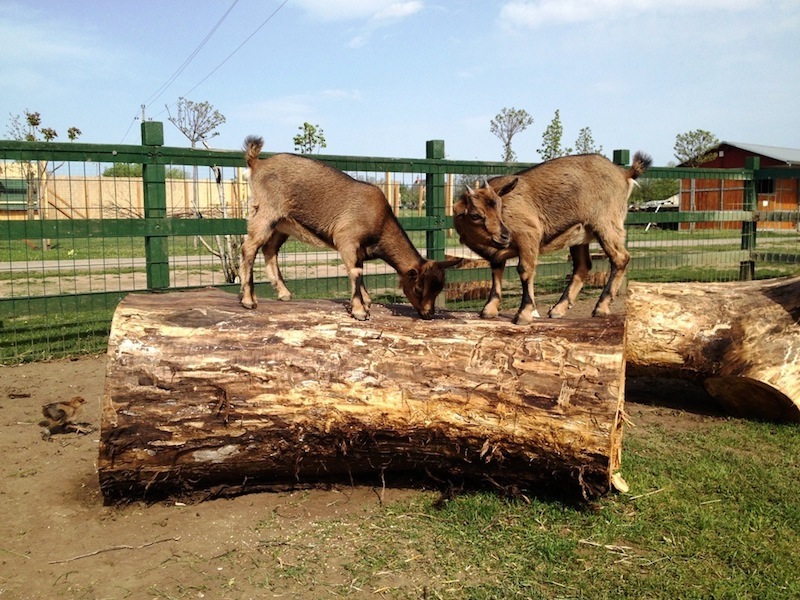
[262,232,292,301]
[549,244,591,318]
[593,229,630,317]
[239,233,262,309]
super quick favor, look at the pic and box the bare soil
[0,298,723,600]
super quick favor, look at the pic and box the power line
[181,0,289,98]
[142,0,240,109]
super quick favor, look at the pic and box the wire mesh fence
[1,125,799,363]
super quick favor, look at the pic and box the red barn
[679,142,800,231]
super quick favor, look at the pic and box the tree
[102,164,185,178]
[293,122,327,154]
[538,109,572,161]
[165,98,238,282]
[490,108,533,162]
[166,98,226,149]
[628,178,679,207]
[6,111,82,240]
[574,127,603,155]
[674,129,719,166]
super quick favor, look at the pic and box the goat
[453,152,652,324]
[239,136,461,321]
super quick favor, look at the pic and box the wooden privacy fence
[1,122,799,362]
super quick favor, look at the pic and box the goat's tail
[244,135,265,170]
[627,151,653,180]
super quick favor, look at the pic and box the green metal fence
[2,122,799,363]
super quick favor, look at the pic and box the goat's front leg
[480,260,506,319]
[239,233,261,309]
[550,244,591,318]
[513,250,539,325]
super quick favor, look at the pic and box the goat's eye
[470,214,482,222]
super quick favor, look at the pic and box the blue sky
[1,0,798,166]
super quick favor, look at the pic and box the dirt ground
[0,300,722,600]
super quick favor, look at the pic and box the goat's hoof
[241,300,257,310]
[592,308,611,317]
[278,293,292,302]
[351,311,369,321]
[480,310,498,320]
[511,314,533,326]
[548,304,568,319]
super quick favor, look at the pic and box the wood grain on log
[626,276,800,422]
[99,288,627,502]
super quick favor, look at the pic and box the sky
[1,0,799,166]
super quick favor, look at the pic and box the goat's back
[248,153,391,236]
[491,154,632,231]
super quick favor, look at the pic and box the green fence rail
[1,122,799,363]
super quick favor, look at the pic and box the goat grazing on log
[453,152,652,324]
[239,136,461,321]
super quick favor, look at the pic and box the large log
[99,288,627,502]
[626,276,800,422]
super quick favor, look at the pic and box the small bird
[39,396,90,440]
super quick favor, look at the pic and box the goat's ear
[438,257,463,269]
[453,197,469,216]
[498,177,519,196]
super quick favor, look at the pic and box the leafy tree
[490,107,533,162]
[538,109,572,161]
[293,122,327,154]
[574,126,603,155]
[628,178,680,207]
[102,164,185,178]
[674,129,719,166]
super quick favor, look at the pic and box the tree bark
[626,276,800,422]
[99,288,627,503]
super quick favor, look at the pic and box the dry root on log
[99,288,627,503]
[626,275,800,422]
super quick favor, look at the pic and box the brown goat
[239,136,460,321]
[453,152,652,324]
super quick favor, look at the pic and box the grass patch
[321,418,800,599]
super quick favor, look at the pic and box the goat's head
[453,178,517,250]
[400,258,462,319]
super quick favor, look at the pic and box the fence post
[141,121,170,290]
[740,156,759,281]
[612,149,630,166]
[425,140,446,261]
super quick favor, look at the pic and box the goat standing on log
[239,136,461,321]
[454,152,652,324]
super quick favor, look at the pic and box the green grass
[310,418,800,599]
[164,416,799,598]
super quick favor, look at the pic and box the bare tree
[490,107,534,162]
[166,97,226,218]
[166,99,240,282]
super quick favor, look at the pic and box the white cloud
[293,0,423,22]
[322,89,363,101]
[498,0,764,29]
[237,97,315,126]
